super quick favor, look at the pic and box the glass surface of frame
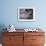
[17,7,35,21]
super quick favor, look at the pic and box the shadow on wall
[0,24,7,43]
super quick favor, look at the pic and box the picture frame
[17,7,35,21]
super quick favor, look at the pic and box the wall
[0,0,46,30]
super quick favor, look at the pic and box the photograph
[18,7,35,21]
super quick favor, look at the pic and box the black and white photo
[18,7,35,21]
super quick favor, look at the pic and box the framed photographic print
[17,7,35,21]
